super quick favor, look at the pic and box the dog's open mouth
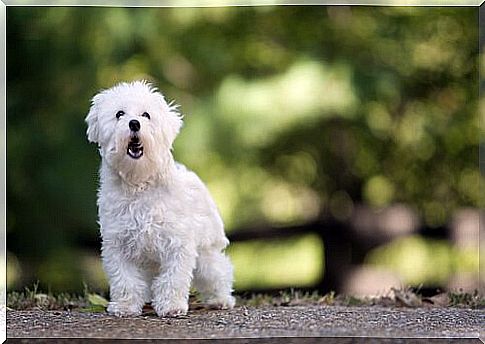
[127,137,143,159]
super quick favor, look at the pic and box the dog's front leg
[152,243,197,317]
[102,243,147,317]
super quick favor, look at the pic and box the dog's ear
[161,99,183,148]
[85,93,102,144]
[165,108,183,148]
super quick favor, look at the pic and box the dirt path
[7,305,484,341]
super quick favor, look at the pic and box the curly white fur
[85,80,235,317]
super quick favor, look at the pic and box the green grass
[7,284,485,311]
[7,282,106,312]
[448,289,485,308]
[240,288,485,309]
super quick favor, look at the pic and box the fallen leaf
[393,289,422,307]
[88,293,108,308]
[423,293,449,307]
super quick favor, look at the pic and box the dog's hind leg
[192,248,235,309]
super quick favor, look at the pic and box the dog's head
[86,80,182,185]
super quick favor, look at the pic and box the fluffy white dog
[85,80,235,317]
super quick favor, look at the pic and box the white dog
[85,80,235,317]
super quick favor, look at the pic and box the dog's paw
[107,301,142,317]
[153,300,189,318]
[206,295,236,310]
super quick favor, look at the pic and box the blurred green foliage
[6,7,479,291]
[366,235,478,286]
[228,234,323,290]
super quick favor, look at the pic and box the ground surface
[7,305,484,342]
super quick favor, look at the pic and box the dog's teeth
[127,144,143,159]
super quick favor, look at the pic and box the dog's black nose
[129,120,140,132]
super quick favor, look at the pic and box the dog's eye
[142,112,151,120]
[116,110,125,119]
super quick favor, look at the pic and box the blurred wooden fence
[227,205,480,295]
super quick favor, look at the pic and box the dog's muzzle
[127,135,143,159]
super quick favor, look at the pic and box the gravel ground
[6,305,484,342]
